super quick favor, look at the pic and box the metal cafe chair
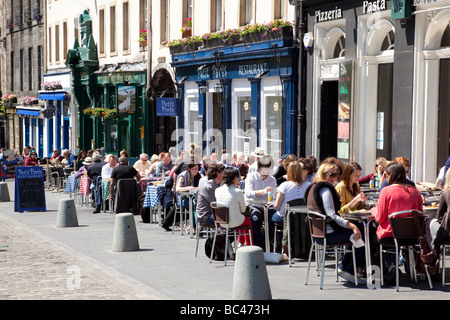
[305,211,358,289]
[380,210,433,291]
[209,201,253,266]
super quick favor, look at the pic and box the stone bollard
[56,198,78,228]
[112,213,140,252]
[0,182,10,202]
[232,246,272,300]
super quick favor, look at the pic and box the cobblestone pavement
[0,213,167,300]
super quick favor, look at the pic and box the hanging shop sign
[391,0,412,19]
[156,98,179,117]
[117,86,137,115]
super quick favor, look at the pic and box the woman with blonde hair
[305,162,365,283]
[272,161,311,255]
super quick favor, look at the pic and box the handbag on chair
[412,210,440,277]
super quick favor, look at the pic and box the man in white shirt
[245,154,277,250]
[101,154,118,179]
[248,147,266,173]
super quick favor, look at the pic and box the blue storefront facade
[171,37,299,161]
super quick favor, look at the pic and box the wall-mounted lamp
[214,84,223,93]
[198,64,209,71]
[199,86,208,94]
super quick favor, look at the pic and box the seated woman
[335,162,367,214]
[305,162,365,284]
[429,169,450,254]
[370,162,423,283]
[299,155,318,183]
[161,162,201,231]
[379,156,415,191]
[24,151,39,166]
[358,157,387,185]
[215,166,253,247]
[272,161,310,256]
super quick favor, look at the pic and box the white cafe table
[178,188,198,238]
[247,199,275,253]
[340,210,375,280]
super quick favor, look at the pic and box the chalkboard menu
[14,166,46,213]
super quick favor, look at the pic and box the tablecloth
[143,185,166,209]
[79,176,91,196]
[64,174,79,193]
[101,179,111,201]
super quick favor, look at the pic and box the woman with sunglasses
[305,162,365,284]
[358,157,388,185]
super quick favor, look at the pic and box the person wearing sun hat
[248,147,267,173]
[74,157,93,179]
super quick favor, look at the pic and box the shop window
[160,0,169,43]
[380,30,394,52]
[441,24,450,47]
[123,2,129,51]
[240,0,253,26]
[110,6,116,53]
[99,9,105,55]
[333,35,345,59]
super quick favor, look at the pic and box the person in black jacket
[87,152,107,213]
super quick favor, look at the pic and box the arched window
[380,30,395,52]
[333,35,346,58]
[441,24,450,47]
[322,27,345,60]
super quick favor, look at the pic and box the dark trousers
[250,205,277,250]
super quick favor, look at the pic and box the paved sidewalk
[0,179,449,301]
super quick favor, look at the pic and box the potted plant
[42,81,63,90]
[240,23,268,43]
[181,36,202,52]
[138,29,148,47]
[267,19,293,40]
[202,32,223,49]
[83,108,94,116]
[181,17,192,38]
[219,29,242,46]
[169,38,184,54]
[1,94,18,104]
[19,96,39,105]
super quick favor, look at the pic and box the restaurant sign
[156,98,179,117]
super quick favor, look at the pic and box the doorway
[438,58,450,168]
[319,80,338,161]
[376,63,393,160]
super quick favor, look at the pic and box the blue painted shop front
[171,38,299,159]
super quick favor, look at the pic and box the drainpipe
[146,0,153,101]
[297,1,307,157]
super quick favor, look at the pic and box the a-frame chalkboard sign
[14,166,46,213]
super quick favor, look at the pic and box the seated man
[196,162,225,227]
[245,155,277,250]
[133,153,151,176]
[62,149,76,168]
[110,156,141,202]
[155,153,174,177]
[50,149,63,164]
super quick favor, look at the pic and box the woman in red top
[370,162,423,282]
[25,151,39,166]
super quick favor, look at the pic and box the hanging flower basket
[18,96,39,105]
